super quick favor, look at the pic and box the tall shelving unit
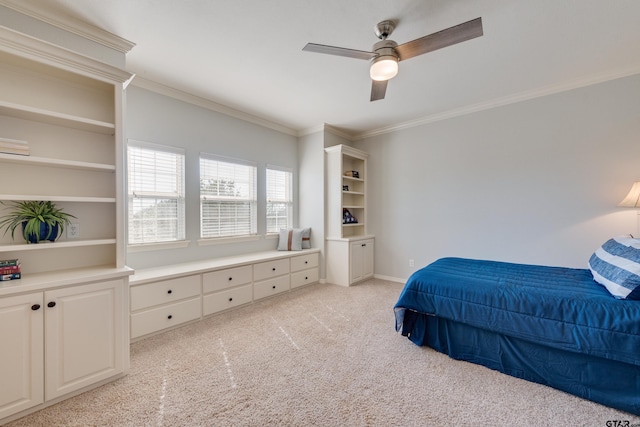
[0,45,131,280]
[325,145,374,286]
[0,25,134,424]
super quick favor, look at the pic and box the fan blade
[303,43,376,60]
[395,17,483,61]
[370,80,388,101]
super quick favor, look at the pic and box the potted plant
[0,200,77,243]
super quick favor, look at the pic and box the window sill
[197,235,260,246]
[128,240,191,252]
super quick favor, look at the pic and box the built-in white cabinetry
[203,266,253,316]
[350,238,374,283]
[130,275,202,339]
[0,26,132,425]
[130,250,320,341]
[0,293,44,420]
[0,278,126,422]
[325,145,374,286]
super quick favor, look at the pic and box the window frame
[126,140,186,247]
[199,153,258,240]
[266,165,293,234]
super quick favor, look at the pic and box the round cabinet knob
[167,289,173,294]
[229,297,233,302]
[228,277,233,281]
[31,304,41,311]
[272,285,276,289]
[305,277,308,280]
[272,267,276,271]
[305,261,308,264]
[47,301,56,308]
[167,315,173,320]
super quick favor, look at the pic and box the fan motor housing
[372,39,398,60]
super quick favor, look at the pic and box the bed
[394,245,640,415]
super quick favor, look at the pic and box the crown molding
[131,77,298,137]
[354,65,640,140]
[0,0,135,54]
[0,25,132,83]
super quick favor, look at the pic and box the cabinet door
[350,241,364,283]
[44,279,124,400]
[349,239,374,284]
[0,293,44,420]
[361,239,374,279]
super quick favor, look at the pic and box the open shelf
[0,153,115,172]
[0,195,116,203]
[0,101,115,135]
[0,238,116,252]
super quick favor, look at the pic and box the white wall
[355,74,640,281]
[126,86,299,269]
[298,131,325,277]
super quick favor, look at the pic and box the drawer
[203,265,252,293]
[253,275,290,300]
[203,284,253,316]
[291,268,319,289]
[291,252,319,272]
[253,258,290,281]
[130,296,201,339]
[130,275,201,312]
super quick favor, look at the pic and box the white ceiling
[37,1,640,137]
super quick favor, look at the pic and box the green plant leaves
[0,201,77,243]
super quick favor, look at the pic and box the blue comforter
[394,257,640,367]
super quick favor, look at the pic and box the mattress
[394,257,640,367]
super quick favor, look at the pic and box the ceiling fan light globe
[370,56,398,81]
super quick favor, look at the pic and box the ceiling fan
[303,17,483,101]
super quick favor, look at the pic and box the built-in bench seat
[129,249,320,341]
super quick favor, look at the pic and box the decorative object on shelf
[0,137,29,156]
[0,258,21,281]
[343,208,358,224]
[344,170,360,178]
[343,185,349,191]
[0,200,77,243]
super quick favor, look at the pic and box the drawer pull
[229,297,233,302]
[305,276,308,280]
[47,301,56,308]
[31,304,41,311]
[305,261,308,264]
[167,315,173,320]
[228,277,233,281]
[272,267,276,271]
[272,285,276,289]
[167,289,172,294]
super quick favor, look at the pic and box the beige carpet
[5,279,639,426]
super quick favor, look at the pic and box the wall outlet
[409,258,414,268]
[67,223,80,239]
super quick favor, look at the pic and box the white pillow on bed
[588,236,640,300]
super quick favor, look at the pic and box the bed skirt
[401,309,640,415]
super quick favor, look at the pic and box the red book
[0,265,20,275]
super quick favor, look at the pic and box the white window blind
[266,166,293,233]
[127,142,185,244]
[200,155,257,238]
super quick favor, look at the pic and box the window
[266,166,293,233]
[127,141,185,245]
[200,155,257,238]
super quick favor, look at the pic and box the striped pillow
[277,228,302,251]
[588,236,640,299]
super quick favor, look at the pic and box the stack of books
[0,137,30,156]
[0,259,21,281]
